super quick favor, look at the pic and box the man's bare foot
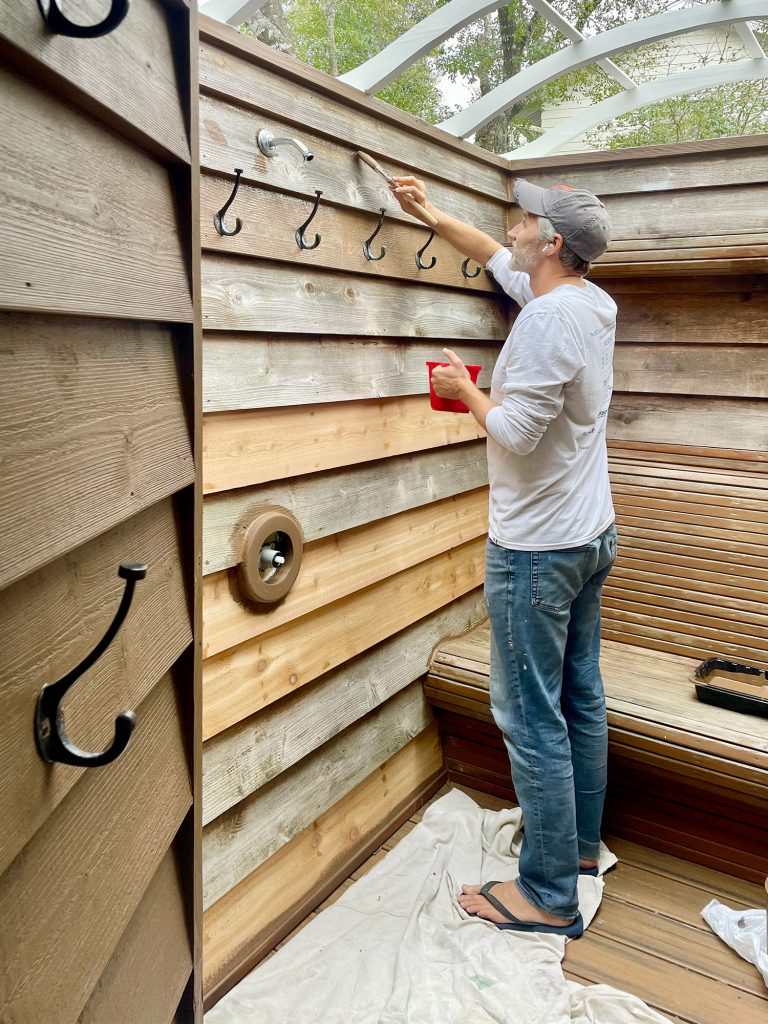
[457,880,574,926]
[579,858,598,870]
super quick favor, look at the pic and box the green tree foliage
[243,1,768,154]
[244,0,450,122]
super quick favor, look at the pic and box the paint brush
[357,151,439,226]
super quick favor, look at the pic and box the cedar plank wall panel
[198,18,505,1002]
[0,4,201,1022]
[511,141,768,664]
[199,17,768,1004]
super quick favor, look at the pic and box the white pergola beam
[506,57,768,158]
[438,0,768,138]
[734,20,767,58]
[339,0,512,93]
[527,0,636,88]
[199,0,267,26]
[338,0,638,94]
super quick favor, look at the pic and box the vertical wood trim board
[1,5,201,1019]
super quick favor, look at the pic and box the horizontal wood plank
[564,923,768,1024]
[0,68,192,320]
[0,0,189,162]
[0,497,192,876]
[0,673,191,1023]
[198,40,508,202]
[613,344,768,398]
[607,395,768,451]
[203,395,487,493]
[606,834,768,907]
[203,682,432,907]
[602,273,767,296]
[594,256,768,278]
[606,232,767,254]
[203,441,488,574]
[0,314,193,589]
[201,256,508,337]
[594,185,768,243]
[203,590,487,824]
[517,143,768,196]
[603,584,768,635]
[203,334,496,412]
[614,292,768,348]
[204,488,488,657]
[77,843,192,1024]
[203,539,485,738]
[613,290,768,346]
[202,724,443,995]
[201,175,498,294]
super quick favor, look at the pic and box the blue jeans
[484,523,617,920]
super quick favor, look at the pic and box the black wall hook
[35,562,147,768]
[37,0,129,38]
[214,168,244,237]
[462,257,482,279]
[363,208,387,261]
[296,189,323,250]
[416,231,437,270]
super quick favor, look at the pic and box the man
[392,175,617,938]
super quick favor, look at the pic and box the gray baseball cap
[513,179,611,262]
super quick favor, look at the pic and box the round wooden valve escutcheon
[237,509,303,605]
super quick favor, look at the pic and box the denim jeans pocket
[531,546,597,611]
[590,526,618,590]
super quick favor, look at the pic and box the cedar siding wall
[198,16,768,1001]
[198,19,506,1000]
[517,139,768,665]
[0,3,201,1021]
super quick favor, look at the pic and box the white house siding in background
[540,27,754,153]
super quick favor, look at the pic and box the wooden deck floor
[270,783,767,1023]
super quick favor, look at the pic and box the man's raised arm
[391,175,503,267]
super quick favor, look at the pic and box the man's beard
[508,238,543,272]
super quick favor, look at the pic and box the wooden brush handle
[358,151,439,226]
[403,196,438,227]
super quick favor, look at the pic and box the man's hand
[431,348,471,399]
[393,179,501,267]
[432,349,498,432]
[391,175,432,222]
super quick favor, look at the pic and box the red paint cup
[426,361,482,414]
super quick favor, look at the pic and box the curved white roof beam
[438,0,768,138]
[505,56,768,158]
[339,0,502,92]
[339,0,634,93]
[527,0,635,88]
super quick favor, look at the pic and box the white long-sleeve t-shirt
[483,246,616,551]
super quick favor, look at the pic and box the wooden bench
[426,452,768,884]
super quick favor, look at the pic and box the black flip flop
[476,881,584,938]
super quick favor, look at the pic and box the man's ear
[542,234,564,254]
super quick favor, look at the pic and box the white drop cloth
[206,788,672,1024]
[701,898,768,988]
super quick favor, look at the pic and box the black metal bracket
[35,562,147,768]
[363,208,387,261]
[213,168,244,237]
[36,0,129,38]
[415,231,437,270]
[296,189,323,250]
[461,257,482,279]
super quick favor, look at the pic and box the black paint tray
[692,657,768,718]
